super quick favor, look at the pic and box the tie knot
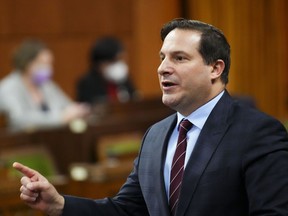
[179,119,193,133]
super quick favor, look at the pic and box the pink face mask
[32,67,52,86]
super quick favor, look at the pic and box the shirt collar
[177,91,224,130]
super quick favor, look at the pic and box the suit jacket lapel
[158,115,178,214]
[176,91,234,216]
[141,114,177,215]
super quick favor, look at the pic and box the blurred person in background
[76,37,139,104]
[0,39,89,132]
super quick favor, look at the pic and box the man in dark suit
[14,18,288,216]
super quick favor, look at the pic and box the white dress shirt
[164,91,224,198]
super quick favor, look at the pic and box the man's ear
[211,59,225,79]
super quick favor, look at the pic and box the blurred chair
[0,145,58,179]
[96,132,142,163]
[69,132,142,183]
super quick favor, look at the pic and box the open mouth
[162,81,176,87]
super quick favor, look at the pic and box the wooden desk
[66,178,126,199]
[66,160,134,199]
[0,98,174,175]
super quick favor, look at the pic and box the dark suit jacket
[63,91,288,216]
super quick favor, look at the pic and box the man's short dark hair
[160,18,230,84]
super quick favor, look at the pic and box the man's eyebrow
[159,50,188,56]
[171,51,187,55]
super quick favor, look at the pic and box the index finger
[13,162,39,179]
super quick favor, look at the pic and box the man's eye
[176,56,185,61]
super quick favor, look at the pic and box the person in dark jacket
[77,37,139,104]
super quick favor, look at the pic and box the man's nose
[157,58,173,75]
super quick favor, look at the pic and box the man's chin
[162,95,177,110]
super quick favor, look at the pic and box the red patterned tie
[169,119,193,215]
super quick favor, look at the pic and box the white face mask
[103,61,128,83]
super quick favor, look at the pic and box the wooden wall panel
[275,0,288,120]
[0,39,22,77]
[61,0,132,35]
[132,0,180,97]
[1,0,62,35]
[0,0,9,34]
[49,38,94,96]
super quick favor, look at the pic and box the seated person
[76,37,139,104]
[0,39,89,132]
